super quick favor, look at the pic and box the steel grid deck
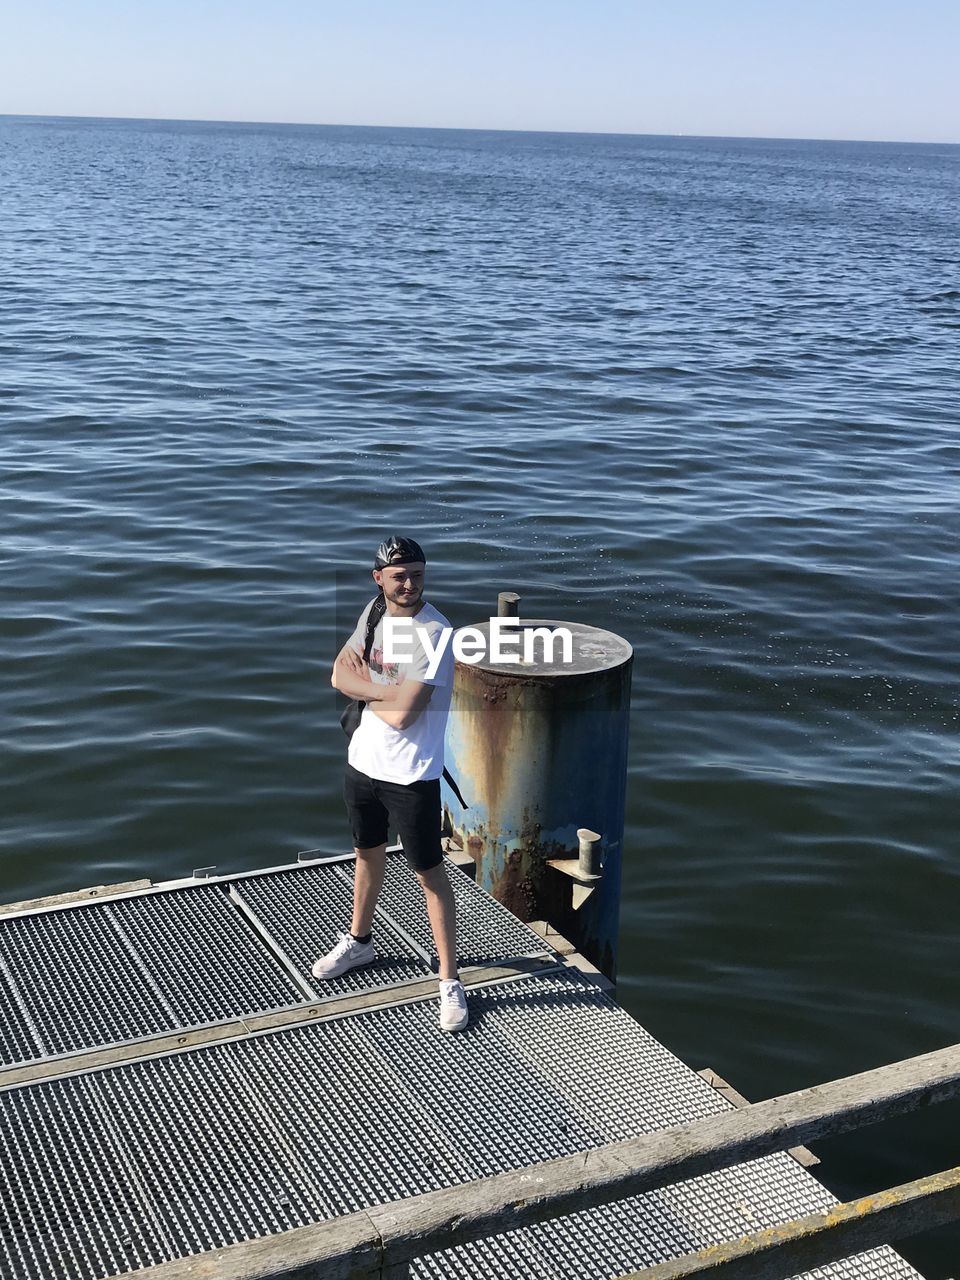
[232,855,550,998]
[378,853,551,966]
[0,855,552,1065]
[231,862,428,998]
[0,969,922,1280]
[0,887,304,1066]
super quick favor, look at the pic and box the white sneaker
[311,932,375,980]
[439,979,469,1032]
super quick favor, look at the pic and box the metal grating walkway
[0,887,304,1065]
[231,854,550,999]
[0,854,552,1066]
[378,852,551,966]
[0,968,923,1280]
[231,862,428,998]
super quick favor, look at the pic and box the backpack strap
[361,593,387,663]
[442,768,469,810]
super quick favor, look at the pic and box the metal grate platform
[230,861,429,999]
[378,853,551,967]
[232,854,551,999]
[0,854,554,1066]
[0,887,305,1066]
[0,969,922,1280]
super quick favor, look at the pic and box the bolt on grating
[0,969,923,1280]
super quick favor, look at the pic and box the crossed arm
[331,642,434,731]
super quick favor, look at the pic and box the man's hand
[332,644,392,702]
[338,646,366,679]
[332,642,368,693]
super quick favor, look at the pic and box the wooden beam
[105,1211,382,1279]
[696,1068,819,1168]
[0,878,153,916]
[617,1164,960,1280]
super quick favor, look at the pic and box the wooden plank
[101,1211,380,1279]
[617,1164,960,1279]
[0,879,153,916]
[527,920,577,955]
[697,1068,819,1168]
[560,948,616,992]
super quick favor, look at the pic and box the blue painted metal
[443,619,633,979]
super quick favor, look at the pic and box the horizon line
[1,111,957,149]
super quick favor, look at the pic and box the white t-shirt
[346,598,454,784]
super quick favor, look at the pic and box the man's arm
[332,598,383,700]
[331,643,393,703]
[369,679,434,731]
[367,619,444,729]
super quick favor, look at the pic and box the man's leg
[384,775,468,1030]
[352,843,387,937]
[312,766,388,980]
[416,862,459,981]
[343,763,390,936]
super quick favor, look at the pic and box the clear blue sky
[3,0,958,144]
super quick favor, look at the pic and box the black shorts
[343,763,443,873]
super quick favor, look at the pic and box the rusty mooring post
[577,828,602,877]
[443,600,632,979]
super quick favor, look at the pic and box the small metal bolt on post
[497,591,520,618]
[577,829,602,877]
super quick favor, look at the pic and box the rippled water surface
[2,117,959,1273]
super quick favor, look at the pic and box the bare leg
[416,862,459,981]
[351,843,387,936]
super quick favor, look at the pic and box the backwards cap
[374,534,427,569]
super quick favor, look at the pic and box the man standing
[314,535,468,1032]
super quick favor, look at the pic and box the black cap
[374,535,427,569]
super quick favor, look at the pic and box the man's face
[373,561,425,610]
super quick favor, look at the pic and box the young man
[314,534,468,1032]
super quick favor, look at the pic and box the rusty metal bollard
[443,597,632,979]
